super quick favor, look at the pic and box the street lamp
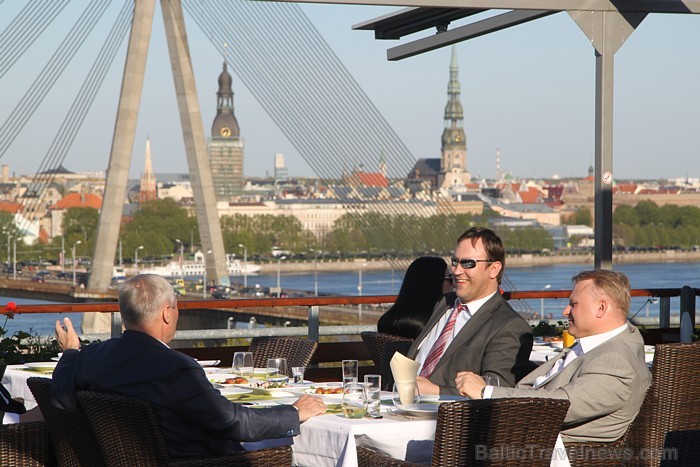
[175,239,184,282]
[12,237,16,280]
[276,255,286,298]
[202,249,212,298]
[134,245,144,269]
[118,238,123,267]
[238,243,247,288]
[540,284,552,318]
[72,240,82,287]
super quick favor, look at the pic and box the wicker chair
[0,421,55,467]
[26,377,104,467]
[360,332,413,390]
[75,390,292,467]
[566,342,700,467]
[357,397,570,466]
[249,336,317,374]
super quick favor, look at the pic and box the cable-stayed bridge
[0,0,456,297]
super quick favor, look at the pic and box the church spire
[439,46,470,190]
[139,136,157,205]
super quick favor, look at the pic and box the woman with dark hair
[377,256,452,339]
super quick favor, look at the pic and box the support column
[160,0,229,287]
[569,10,646,269]
[86,0,157,332]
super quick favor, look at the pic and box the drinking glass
[342,359,358,386]
[342,382,368,419]
[232,352,254,379]
[562,329,576,348]
[266,358,289,387]
[364,374,382,417]
[392,381,420,407]
[292,366,305,384]
[483,375,500,387]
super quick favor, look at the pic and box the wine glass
[266,358,289,387]
[342,382,368,419]
[232,352,254,379]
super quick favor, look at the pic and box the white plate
[208,374,259,387]
[196,360,221,367]
[218,387,254,396]
[391,395,467,414]
[303,383,344,400]
[24,362,58,371]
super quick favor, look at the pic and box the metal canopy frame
[275,0,699,269]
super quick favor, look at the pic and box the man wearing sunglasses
[408,227,534,396]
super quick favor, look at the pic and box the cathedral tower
[139,136,157,204]
[438,46,471,190]
[209,62,244,200]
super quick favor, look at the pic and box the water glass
[483,375,500,387]
[364,374,381,417]
[392,381,420,407]
[342,359,358,386]
[266,358,289,387]
[342,382,368,419]
[232,352,254,379]
[292,366,305,384]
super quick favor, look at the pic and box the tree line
[7,199,696,265]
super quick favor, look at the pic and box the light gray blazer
[408,292,534,395]
[492,323,651,443]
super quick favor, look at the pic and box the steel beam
[161,0,230,287]
[387,9,555,60]
[273,0,700,14]
[353,7,485,39]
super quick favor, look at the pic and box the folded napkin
[389,352,420,405]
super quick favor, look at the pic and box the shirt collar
[455,290,498,317]
[578,323,628,354]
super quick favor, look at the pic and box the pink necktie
[419,301,465,378]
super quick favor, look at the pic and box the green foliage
[562,208,592,226]
[531,321,566,337]
[0,312,61,364]
[613,201,700,248]
[122,199,198,260]
[495,226,554,252]
[220,214,311,255]
[62,207,99,256]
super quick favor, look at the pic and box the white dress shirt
[414,291,497,373]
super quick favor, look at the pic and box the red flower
[5,301,17,319]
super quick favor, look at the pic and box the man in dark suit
[52,274,325,458]
[409,227,533,396]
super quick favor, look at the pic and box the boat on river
[142,255,261,277]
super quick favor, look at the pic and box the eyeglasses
[450,257,493,269]
[444,276,453,283]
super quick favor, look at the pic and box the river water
[2,261,698,336]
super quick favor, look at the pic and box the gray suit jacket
[408,292,534,395]
[492,323,651,443]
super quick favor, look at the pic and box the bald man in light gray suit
[457,269,651,444]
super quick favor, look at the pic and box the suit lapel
[430,293,499,371]
[408,294,454,358]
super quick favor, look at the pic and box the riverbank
[257,250,700,273]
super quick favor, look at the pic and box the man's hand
[292,395,326,422]
[455,371,485,399]
[55,317,80,351]
[416,376,439,395]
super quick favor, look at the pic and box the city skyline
[0,2,698,182]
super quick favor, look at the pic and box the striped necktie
[419,300,465,378]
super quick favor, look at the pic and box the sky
[0,1,699,182]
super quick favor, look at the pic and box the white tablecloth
[292,409,436,467]
[2,365,44,424]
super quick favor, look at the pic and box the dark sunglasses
[450,257,493,269]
